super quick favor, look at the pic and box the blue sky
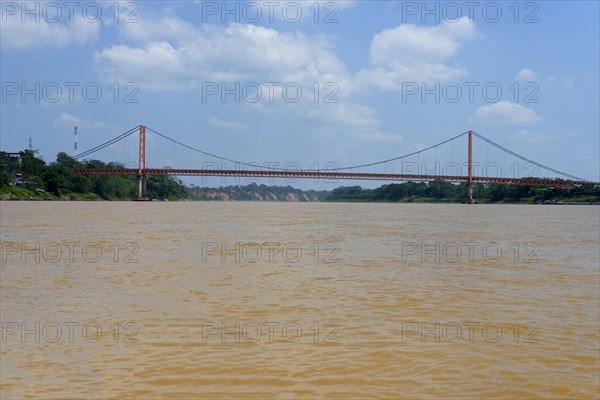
[1,0,599,188]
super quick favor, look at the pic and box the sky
[1,0,599,188]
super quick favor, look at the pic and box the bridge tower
[137,125,147,199]
[467,130,474,204]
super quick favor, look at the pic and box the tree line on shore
[1,150,598,203]
[325,182,600,203]
[0,150,187,200]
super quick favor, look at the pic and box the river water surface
[1,202,598,399]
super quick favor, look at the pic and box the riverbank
[0,187,100,201]
[2,187,598,205]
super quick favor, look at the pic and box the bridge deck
[74,168,583,187]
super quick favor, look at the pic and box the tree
[20,150,46,177]
[0,152,21,173]
[488,184,507,202]
[56,152,79,169]
[71,174,93,193]
[93,175,136,199]
[146,175,187,200]
[42,165,73,196]
[0,171,12,187]
[427,181,457,199]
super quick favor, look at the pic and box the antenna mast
[74,126,78,156]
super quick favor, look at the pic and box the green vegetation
[0,150,187,201]
[325,182,600,204]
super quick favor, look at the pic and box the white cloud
[118,12,199,43]
[97,20,350,91]
[98,15,475,95]
[515,68,537,81]
[510,130,557,143]
[370,17,475,65]
[356,17,476,90]
[0,4,99,49]
[207,117,248,130]
[469,101,542,125]
[54,113,107,129]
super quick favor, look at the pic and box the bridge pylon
[137,125,147,199]
[467,130,474,204]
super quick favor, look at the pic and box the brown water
[1,202,599,399]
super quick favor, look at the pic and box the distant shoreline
[2,178,599,204]
[1,197,598,206]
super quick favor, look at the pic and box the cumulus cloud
[469,101,542,125]
[118,13,199,43]
[96,19,350,91]
[370,17,475,64]
[97,15,475,95]
[515,68,537,81]
[0,4,99,49]
[356,17,477,90]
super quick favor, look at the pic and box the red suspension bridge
[73,125,592,202]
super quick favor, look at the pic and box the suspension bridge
[73,125,592,202]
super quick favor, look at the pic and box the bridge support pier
[467,183,474,204]
[137,175,147,199]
